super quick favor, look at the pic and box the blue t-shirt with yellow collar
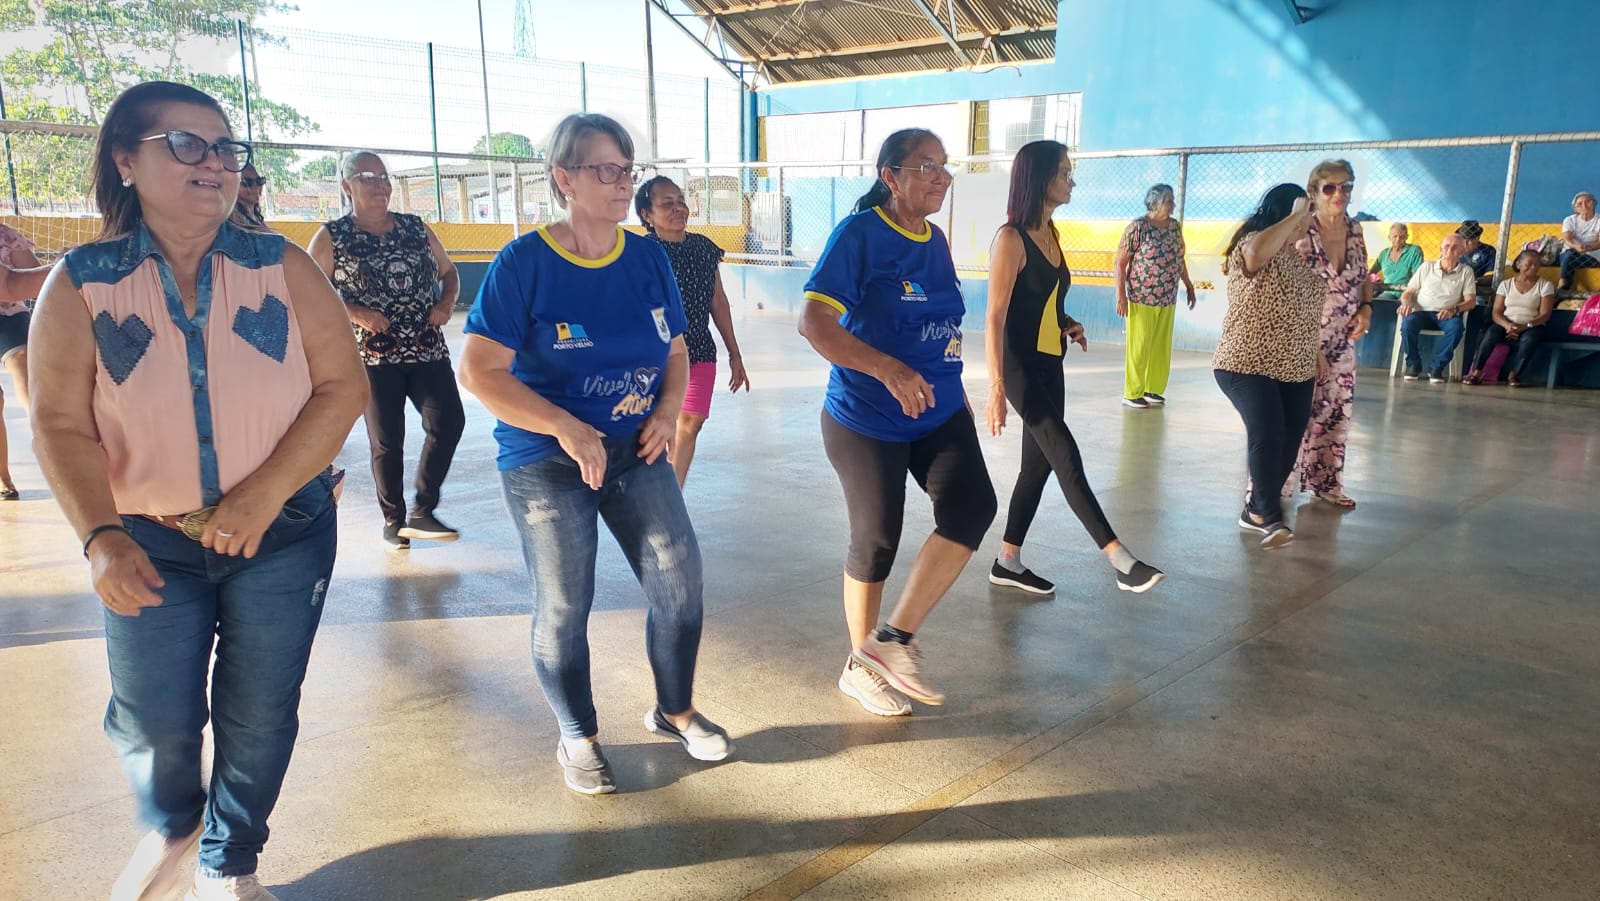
[465,226,687,470]
[804,206,966,442]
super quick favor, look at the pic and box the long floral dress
[1295,216,1367,496]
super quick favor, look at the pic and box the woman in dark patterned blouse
[309,151,464,548]
[635,176,748,486]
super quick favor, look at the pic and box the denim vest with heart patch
[63,221,312,516]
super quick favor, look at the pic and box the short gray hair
[340,150,383,181]
[1144,183,1175,211]
[1575,191,1596,207]
[546,113,635,211]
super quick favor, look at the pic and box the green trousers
[1124,302,1176,400]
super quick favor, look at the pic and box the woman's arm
[798,300,933,419]
[202,245,370,558]
[1113,226,1134,318]
[0,243,51,301]
[637,337,689,464]
[984,228,1024,433]
[308,225,389,333]
[424,223,460,326]
[1491,292,1512,330]
[1242,198,1310,276]
[458,335,608,488]
[707,268,748,391]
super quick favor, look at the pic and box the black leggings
[1001,355,1118,549]
[363,359,466,524]
[1213,369,1314,524]
[821,407,997,583]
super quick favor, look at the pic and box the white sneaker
[853,636,943,705]
[110,824,201,901]
[838,658,911,716]
[186,873,279,901]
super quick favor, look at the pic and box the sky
[263,0,733,80]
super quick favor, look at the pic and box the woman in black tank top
[981,141,1164,595]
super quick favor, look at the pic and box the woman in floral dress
[1294,160,1372,509]
[1114,184,1196,409]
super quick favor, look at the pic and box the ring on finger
[217,530,237,538]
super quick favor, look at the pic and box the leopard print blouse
[1212,232,1325,383]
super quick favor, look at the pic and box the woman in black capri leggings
[983,141,1163,595]
[799,128,997,716]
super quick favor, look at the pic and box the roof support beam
[910,0,973,66]
[757,23,1043,62]
[648,0,756,85]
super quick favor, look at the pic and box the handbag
[1570,293,1600,338]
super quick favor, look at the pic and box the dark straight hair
[854,128,938,214]
[1005,140,1069,230]
[1222,183,1307,268]
[633,174,678,232]
[92,81,233,241]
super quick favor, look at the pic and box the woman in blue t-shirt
[799,128,998,717]
[459,113,731,795]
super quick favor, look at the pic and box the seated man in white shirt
[1559,191,1600,291]
[1399,234,1478,383]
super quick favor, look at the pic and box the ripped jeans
[500,433,704,740]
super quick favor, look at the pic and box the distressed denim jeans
[500,433,704,740]
[104,474,336,877]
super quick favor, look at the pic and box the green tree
[0,0,315,207]
[472,132,542,158]
[299,154,337,181]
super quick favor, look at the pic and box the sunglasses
[140,130,252,173]
[570,163,642,186]
[1320,181,1355,196]
[240,176,267,188]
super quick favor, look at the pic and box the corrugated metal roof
[678,0,1057,85]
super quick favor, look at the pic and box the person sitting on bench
[1463,249,1555,387]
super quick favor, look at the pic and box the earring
[121,177,133,187]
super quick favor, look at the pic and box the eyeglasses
[240,176,268,188]
[1320,181,1355,196]
[349,172,392,186]
[892,161,958,178]
[140,131,252,173]
[570,163,641,186]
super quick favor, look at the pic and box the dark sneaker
[399,511,459,542]
[1122,396,1150,409]
[0,485,18,501]
[854,636,943,705]
[1238,508,1272,535]
[988,560,1055,595]
[838,658,911,716]
[643,707,734,761]
[1261,524,1294,550]
[555,740,616,795]
[1143,392,1166,406]
[382,521,410,550]
[1116,561,1165,593]
[1428,369,1447,384]
[1403,366,1422,381]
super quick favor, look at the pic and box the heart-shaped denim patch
[233,294,289,363]
[92,311,154,386]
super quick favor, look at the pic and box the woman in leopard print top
[1213,183,1325,549]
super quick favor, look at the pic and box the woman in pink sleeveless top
[27,82,367,901]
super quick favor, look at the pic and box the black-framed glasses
[240,176,268,188]
[570,163,641,185]
[1320,181,1355,196]
[140,131,252,173]
[892,161,958,178]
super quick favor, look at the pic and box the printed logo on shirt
[583,366,661,420]
[554,322,593,350]
[920,319,963,362]
[652,307,671,343]
[900,281,928,303]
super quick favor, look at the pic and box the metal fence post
[775,164,785,264]
[0,81,21,214]
[579,62,588,113]
[476,0,497,224]
[427,42,444,221]
[510,161,521,237]
[235,20,254,142]
[1175,152,1189,222]
[1496,140,1523,277]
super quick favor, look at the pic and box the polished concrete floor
[3,316,1598,900]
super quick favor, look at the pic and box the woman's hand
[1185,284,1197,310]
[1349,307,1372,341]
[427,303,452,327]
[204,482,291,559]
[726,353,750,392]
[1116,296,1128,318]
[555,416,608,489]
[636,407,675,466]
[1063,322,1088,352]
[877,360,935,419]
[349,306,391,333]
[985,382,1007,436]
[89,530,166,616]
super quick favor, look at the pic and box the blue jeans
[104,475,336,878]
[1401,310,1466,373]
[500,434,704,740]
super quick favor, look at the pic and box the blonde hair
[1306,158,1355,197]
